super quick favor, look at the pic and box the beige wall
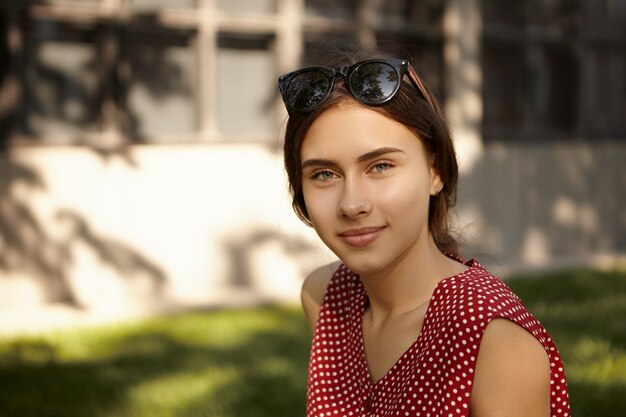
[0,143,335,334]
[458,140,626,276]
[2,139,625,334]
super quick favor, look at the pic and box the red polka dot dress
[306,258,570,417]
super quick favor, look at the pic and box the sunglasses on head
[278,58,436,114]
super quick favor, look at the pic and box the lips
[338,226,385,248]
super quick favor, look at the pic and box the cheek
[377,186,428,218]
[376,169,432,210]
[377,170,431,200]
[302,185,336,226]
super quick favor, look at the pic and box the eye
[370,161,393,174]
[311,169,337,181]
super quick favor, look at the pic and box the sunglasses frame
[278,58,436,114]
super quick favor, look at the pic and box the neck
[359,234,464,321]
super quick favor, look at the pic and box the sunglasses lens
[349,62,399,104]
[285,70,332,112]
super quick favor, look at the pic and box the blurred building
[0,0,625,332]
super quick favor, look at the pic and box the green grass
[0,268,625,417]
[506,268,626,417]
[0,306,310,417]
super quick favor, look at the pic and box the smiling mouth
[338,227,385,248]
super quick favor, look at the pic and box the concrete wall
[0,143,334,334]
[2,139,625,334]
[458,140,626,275]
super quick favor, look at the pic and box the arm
[470,318,551,417]
[301,261,340,331]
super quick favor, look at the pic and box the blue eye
[371,162,392,173]
[312,170,336,181]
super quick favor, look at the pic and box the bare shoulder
[470,318,551,417]
[301,261,341,331]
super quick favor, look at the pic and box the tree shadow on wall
[0,159,167,308]
[223,229,318,289]
[1,5,194,156]
[458,141,626,270]
[0,7,196,309]
[0,159,78,305]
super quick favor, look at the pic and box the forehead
[300,104,424,159]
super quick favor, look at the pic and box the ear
[429,163,443,196]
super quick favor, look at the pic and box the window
[216,33,276,138]
[375,33,444,102]
[306,0,358,20]
[217,0,276,14]
[302,0,444,101]
[21,20,100,142]
[0,0,467,146]
[130,0,196,12]
[378,0,444,27]
[122,26,198,140]
[482,0,626,140]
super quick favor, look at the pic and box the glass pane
[582,0,626,37]
[217,0,276,14]
[130,0,196,11]
[0,10,15,144]
[541,45,578,131]
[22,20,100,140]
[482,39,525,135]
[305,0,358,20]
[483,0,525,27]
[217,34,275,136]
[123,27,198,140]
[583,47,626,136]
[526,0,580,34]
[379,0,444,27]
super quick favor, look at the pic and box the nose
[338,177,372,219]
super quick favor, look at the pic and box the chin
[336,253,387,276]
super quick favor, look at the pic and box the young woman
[278,54,570,417]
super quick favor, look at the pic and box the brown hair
[282,53,460,256]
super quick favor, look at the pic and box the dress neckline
[356,258,478,387]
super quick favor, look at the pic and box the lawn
[0,268,625,417]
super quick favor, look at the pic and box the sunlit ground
[1,268,625,417]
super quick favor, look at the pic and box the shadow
[0,306,310,417]
[0,158,80,306]
[505,268,626,416]
[57,209,167,296]
[459,2,626,269]
[458,140,626,271]
[0,5,185,309]
[116,14,196,143]
[222,229,316,289]
[0,158,168,307]
[506,268,626,349]
[21,32,100,137]
[566,381,626,417]
[0,10,14,149]
[1,271,625,416]
[1,4,195,162]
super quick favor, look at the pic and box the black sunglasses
[278,58,436,114]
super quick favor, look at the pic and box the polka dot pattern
[306,259,570,417]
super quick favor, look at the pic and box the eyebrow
[356,147,404,163]
[301,158,337,170]
[301,147,405,169]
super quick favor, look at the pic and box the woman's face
[300,104,443,275]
